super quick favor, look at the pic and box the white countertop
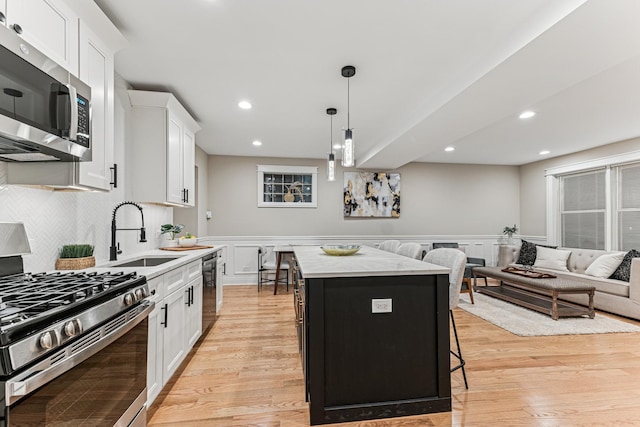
[91,246,224,280]
[293,245,449,278]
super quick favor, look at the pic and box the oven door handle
[5,301,154,407]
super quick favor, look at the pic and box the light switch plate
[372,298,392,313]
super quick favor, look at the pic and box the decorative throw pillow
[516,240,538,265]
[533,246,571,271]
[609,249,640,282]
[516,240,558,266]
[585,252,626,278]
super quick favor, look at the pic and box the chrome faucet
[110,201,147,261]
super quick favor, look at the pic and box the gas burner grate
[0,271,142,332]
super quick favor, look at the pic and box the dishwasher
[202,251,218,332]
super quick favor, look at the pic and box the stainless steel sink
[111,257,179,268]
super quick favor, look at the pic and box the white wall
[207,155,520,236]
[0,75,173,272]
[205,155,520,283]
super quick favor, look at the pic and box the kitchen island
[293,245,452,425]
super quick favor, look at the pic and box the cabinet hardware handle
[223,263,226,275]
[0,12,5,23]
[185,188,189,203]
[12,24,22,34]
[190,286,194,305]
[161,304,168,327]
[185,288,191,306]
[110,164,118,188]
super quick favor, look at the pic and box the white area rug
[458,292,640,336]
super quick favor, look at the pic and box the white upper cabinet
[77,21,115,190]
[5,0,79,73]
[5,0,126,191]
[182,128,196,206]
[128,90,201,207]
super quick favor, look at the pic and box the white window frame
[558,169,607,250]
[613,163,640,250]
[546,149,640,250]
[257,165,318,208]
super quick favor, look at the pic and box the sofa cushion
[585,252,626,278]
[533,246,571,271]
[552,270,631,297]
[516,240,558,266]
[564,247,611,274]
[609,249,640,282]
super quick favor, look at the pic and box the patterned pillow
[516,240,558,266]
[609,249,640,282]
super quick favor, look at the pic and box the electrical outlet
[372,298,392,313]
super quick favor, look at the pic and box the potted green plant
[502,224,518,244]
[55,244,95,270]
[160,223,185,246]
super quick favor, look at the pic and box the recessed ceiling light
[519,111,536,119]
[539,150,550,155]
[238,101,252,110]
[333,143,343,150]
[252,140,262,146]
[444,146,455,152]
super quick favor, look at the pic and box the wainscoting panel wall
[198,235,548,285]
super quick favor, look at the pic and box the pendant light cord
[347,78,350,129]
[330,113,333,152]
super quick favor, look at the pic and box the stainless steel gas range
[0,223,153,426]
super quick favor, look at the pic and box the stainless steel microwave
[0,25,91,162]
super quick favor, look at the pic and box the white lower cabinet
[185,277,203,348]
[161,285,188,383]
[146,276,164,405]
[147,260,203,406]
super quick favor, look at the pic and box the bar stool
[257,246,289,292]
[423,247,469,389]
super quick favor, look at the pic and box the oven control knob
[134,289,143,301]
[124,293,134,306]
[63,320,81,337]
[39,331,55,350]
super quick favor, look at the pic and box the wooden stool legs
[461,278,475,304]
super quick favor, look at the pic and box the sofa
[498,244,640,321]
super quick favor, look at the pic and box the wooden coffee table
[472,266,596,320]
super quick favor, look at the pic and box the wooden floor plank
[149,285,640,426]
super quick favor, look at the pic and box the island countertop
[293,245,449,278]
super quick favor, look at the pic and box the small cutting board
[160,245,214,251]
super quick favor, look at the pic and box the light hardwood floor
[149,285,640,426]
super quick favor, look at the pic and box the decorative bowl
[178,238,198,247]
[320,245,361,256]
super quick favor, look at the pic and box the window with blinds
[617,164,640,251]
[560,170,606,249]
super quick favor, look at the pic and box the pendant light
[326,108,337,182]
[341,65,356,167]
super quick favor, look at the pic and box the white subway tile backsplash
[0,169,172,272]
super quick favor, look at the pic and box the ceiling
[95,0,640,169]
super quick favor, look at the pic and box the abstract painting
[343,172,400,217]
